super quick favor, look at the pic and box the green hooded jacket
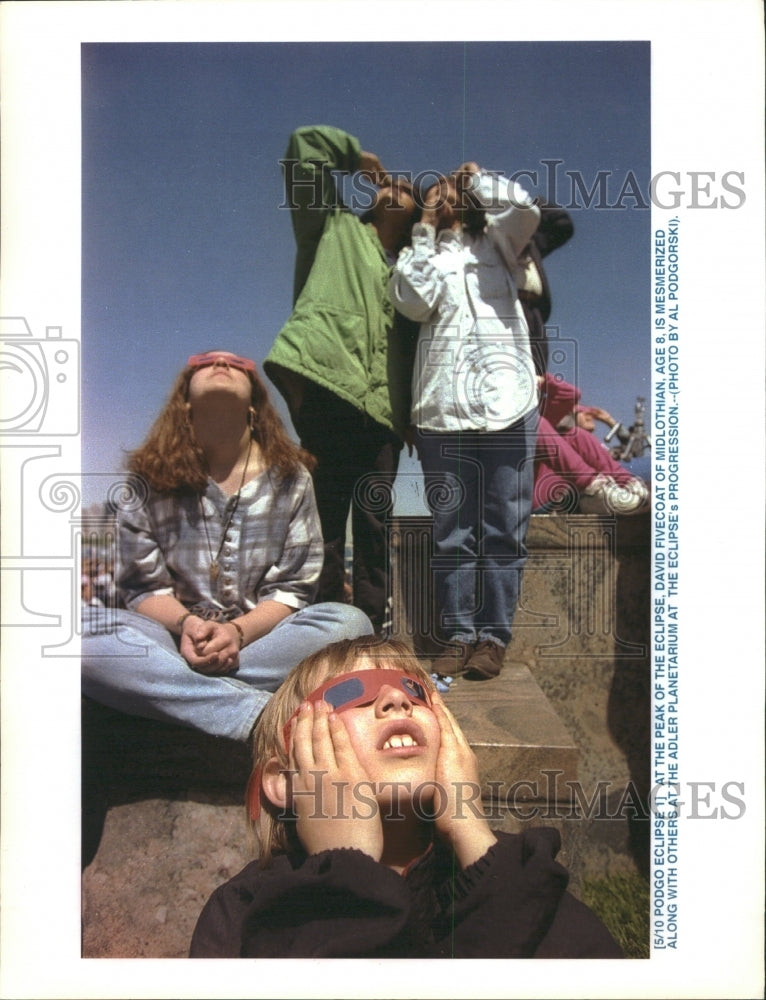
[263,125,417,440]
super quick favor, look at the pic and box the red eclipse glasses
[292,668,429,725]
[282,669,431,750]
[187,351,257,374]
[247,669,432,821]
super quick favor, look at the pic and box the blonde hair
[248,636,435,868]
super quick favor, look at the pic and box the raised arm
[539,373,582,426]
[466,168,541,259]
[282,125,388,301]
[533,203,574,258]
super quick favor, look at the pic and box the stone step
[441,662,578,803]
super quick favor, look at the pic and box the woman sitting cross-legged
[82,350,372,742]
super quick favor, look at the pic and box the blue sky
[82,40,651,508]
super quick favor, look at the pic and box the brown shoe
[431,641,474,677]
[464,640,506,680]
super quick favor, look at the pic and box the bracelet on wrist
[176,611,194,633]
[228,620,245,649]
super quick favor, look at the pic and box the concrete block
[443,663,579,801]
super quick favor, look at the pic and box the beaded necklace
[199,436,252,584]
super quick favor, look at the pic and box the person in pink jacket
[534,374,649,515]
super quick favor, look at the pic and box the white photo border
[1,2,763,998]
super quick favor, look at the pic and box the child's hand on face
[288,700,384,863]
[430,691,497,870]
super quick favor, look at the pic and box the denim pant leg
[82,603,372,741]
[473,410,538,646]
[82,608,265,740]
[415,428,482,645]
[416,411,537,648]
[235,603,373,689]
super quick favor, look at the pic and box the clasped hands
[180,615,241,675]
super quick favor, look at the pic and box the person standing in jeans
[390,164,540,679]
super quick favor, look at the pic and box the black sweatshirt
[190,828,623,959]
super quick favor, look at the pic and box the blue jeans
[81,603,373,741]
[415,410,537,648]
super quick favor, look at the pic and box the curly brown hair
[127,361,316,494]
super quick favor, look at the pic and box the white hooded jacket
[390,173,541,432]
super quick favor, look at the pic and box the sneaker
[579,474,649,516]
[431,641,474,677]
[464,639,506,680]
[430,673,453,693]
[606,477,650,515]
[625,477,650,501]
[578,473,614,514]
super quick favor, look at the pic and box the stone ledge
[82,699,252,795]
[525,511,651,549]
[442,661,578,799]
[391,512,650,662]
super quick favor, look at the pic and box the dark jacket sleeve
[533,203,574,258]
[433,829,623,959]
[190,831,623,959]
[522,203,574,335]
[190,849,413,958]
[534,891,624,958]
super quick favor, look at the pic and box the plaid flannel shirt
[117,465,322,618]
